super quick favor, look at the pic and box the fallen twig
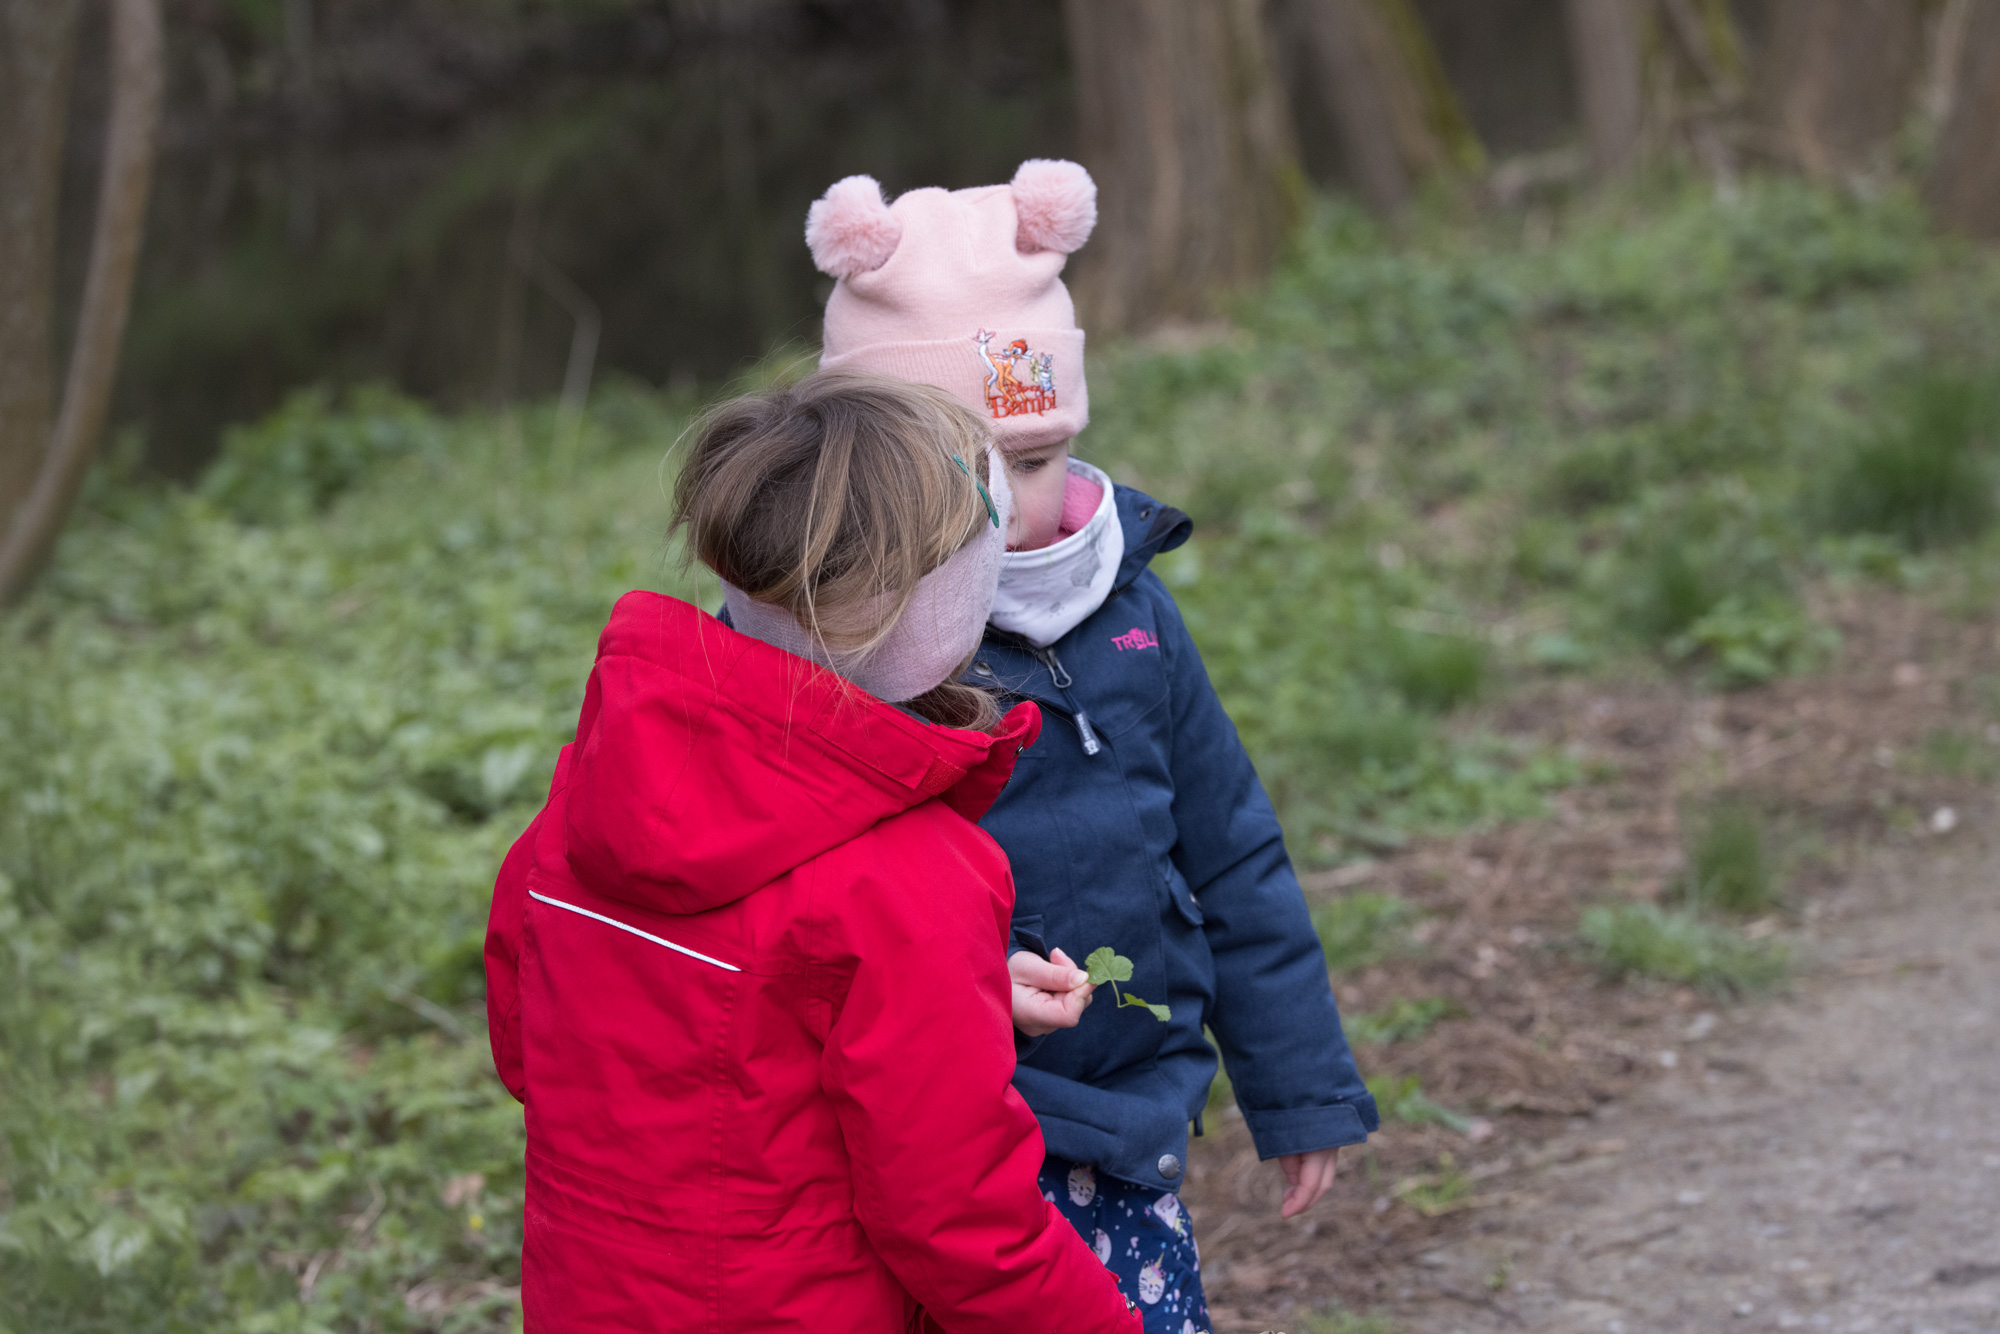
[1437,1285,1525,1323]
[1581,1222,1682,1260]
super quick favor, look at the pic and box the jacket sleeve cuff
[1241,1098,1378,1160]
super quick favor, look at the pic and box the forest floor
[1181,586,2000,1334]
[1376,831,2000,1334]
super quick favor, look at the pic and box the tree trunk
[1756,0,1925,178]
[1284,0,1483,214]
[0,0,165,606]
[1564,0,1648,180]
[1063,0,1302,333]
[0,0,86,540]
[1926,0,2000,239]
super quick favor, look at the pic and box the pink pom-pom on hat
[806,175,902,279]
[811,159,1096,451]
[1010,158,1097,254]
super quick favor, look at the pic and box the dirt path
[1182,594,2000,1332]
[1386,832,2000,1334]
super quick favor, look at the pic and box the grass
[1313,893,1420,972]
[1386,625,1489,712]
[1824,373,2000,551]
[1681,803,1777,915]
[1391,1151,1475,1216]
[1364,1074,1473,1134]
[1917,726,2000,779]
[1579,902,1789,996]
[6,173,2000,1329]
[1343,996,1457,1046]
[1214,1003,1456,1119]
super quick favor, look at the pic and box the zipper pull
[1029,645,1095,753]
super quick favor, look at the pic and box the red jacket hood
[560,592,1040,917]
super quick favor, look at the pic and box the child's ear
[1011,159,1097,255]
[806,175,902,278]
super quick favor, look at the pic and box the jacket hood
[1110,483,1193,594]
[562,593,1041,917]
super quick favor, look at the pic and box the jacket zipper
[1032,645,1101,757]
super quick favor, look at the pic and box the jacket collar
[972,485,1191,670]
[1109,483,1193,594]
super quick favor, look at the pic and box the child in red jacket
[484,373,1138,1333]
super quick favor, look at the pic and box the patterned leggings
[1039,1157,1212,1334]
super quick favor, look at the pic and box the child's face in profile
[1004,439,1073,552]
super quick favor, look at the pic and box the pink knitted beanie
[806,159,1097,452]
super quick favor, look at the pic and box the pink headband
[722,448,1013,705]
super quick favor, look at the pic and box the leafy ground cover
[6,173,2000,1332]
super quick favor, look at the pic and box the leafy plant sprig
[1084,947,1171,1022]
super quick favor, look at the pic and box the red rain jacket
[486,593,1140,1334]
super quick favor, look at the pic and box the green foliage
[10,173,2000,1328]
[1668,592,1839,689]
[1823,373,2000,550]
[1365,1074,1473,1134]
[1116,992,1173,1023]
[1203,1030,1235,1117]
[1579,903,1789,996]
[1537,177,1924,316]
[198,386,448,525]
[1312,893,1419,972]
[1681,804,1776,914]
[1085,948,1168,1021]
[1386,627,1489,712]
[1917,727,2000,780]
[1392,1152,1476,1216]
[1540,430,1647,514]
[1344,996,1457,1046]
[1077,177,2000,851]
[1156,527,1571,856]
[1607,485,1798,646]
[1,396,690,1331]
[1083,947,1133,986]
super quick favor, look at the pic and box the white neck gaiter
[989,458,1124,648]
[722,448,1012,704]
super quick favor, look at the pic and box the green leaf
[1117,991,1172,1023]
[1084,946,1133,985]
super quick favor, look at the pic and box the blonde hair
[672,371,1004,730]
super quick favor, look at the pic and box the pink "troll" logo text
[1111,627,1159,652]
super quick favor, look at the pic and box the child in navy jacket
[803,159,1377,1329]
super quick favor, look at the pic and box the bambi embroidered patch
[1111,628,1159,652]
[973,328,1057,419]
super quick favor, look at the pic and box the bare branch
[0,0,165,606]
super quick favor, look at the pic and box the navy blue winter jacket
[970,484,1377,1194]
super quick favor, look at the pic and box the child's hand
[1276,1148,1339,1218]
[1010,947,1094,1037]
